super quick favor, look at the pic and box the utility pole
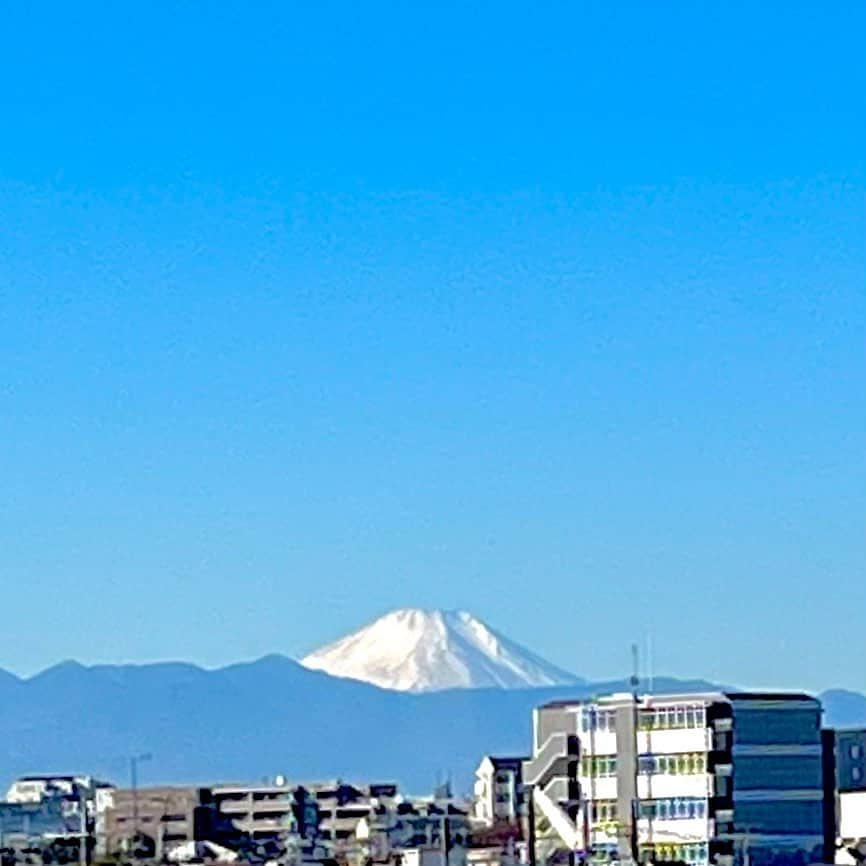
[131,757,139,847]
[526,787,537,866]
[78,781,89,866]
[630,644,641,866]
[440,812,450,866]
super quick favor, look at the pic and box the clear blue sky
[1,2,864,692]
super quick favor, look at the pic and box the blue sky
[1,2,864,691]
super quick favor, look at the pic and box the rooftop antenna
[646,633,654,694]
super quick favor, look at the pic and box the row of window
[733,754,822,791]
[638,705,707,731]
[580,708,617,732]
[731,799,823,835]
[582,752,707,777]
[732,707,820,746]
[639,842,708,865]
[638,797,707,821]
[589,800,618,823]
[638,752,707,775]
[580,756,617,777]
[589,843,709,866]
[579,704,708,734]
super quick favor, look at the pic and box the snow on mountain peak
[300,608,579,692]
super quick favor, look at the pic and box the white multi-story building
[5,775,108,804]
[523,691,831,866]
[473,757,527,827]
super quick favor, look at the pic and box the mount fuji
[300,608,582,692]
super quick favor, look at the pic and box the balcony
[638,774,711,800]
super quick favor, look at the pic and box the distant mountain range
[0,657,719,794]
[301,608,581,692]
[1,609,863,794]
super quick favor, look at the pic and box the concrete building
[0,797,82,843]
[523,691,832,866]
[101,786,204,859]
[473,757,527,828]
[310,781,400,844]
[357,798,471,863]
[208,782,300,848]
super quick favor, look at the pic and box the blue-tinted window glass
[733,708,819,745]
[734,755,822,790]
[734,800,823,834]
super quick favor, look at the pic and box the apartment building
[5,775,103,805]
[207,781,311,852]
[309,781,400,844]
[101,786,205,858]
[358,796,471,856]
[0,774,114,857]
[473,757,528,828]
[523,691,832,866]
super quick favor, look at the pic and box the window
[734,800,823,834]
[733,755,822,790]
[642,704,705,731]
[581,707,616,732]
[640,798,706,822]
[732,706,820,746]
[639,752,707,776]
[591,800,617,823]
[852,745,862,759]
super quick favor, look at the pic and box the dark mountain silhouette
[820,688,866,729]
[0,658,861,793]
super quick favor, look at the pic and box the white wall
[840,791,866,840]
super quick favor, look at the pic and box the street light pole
[130,753,153,856]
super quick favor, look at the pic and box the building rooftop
[538,689,819,711]
[724,691,819,703]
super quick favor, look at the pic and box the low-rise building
[101,786,205,859]
[1,773,114,859]
[5,776,97,805]
[208,782,300,849]
[472,757,527,828]
[309,781,400,844]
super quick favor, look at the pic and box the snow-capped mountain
[300,608,580,692]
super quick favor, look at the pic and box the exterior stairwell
[524,733,584,855]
